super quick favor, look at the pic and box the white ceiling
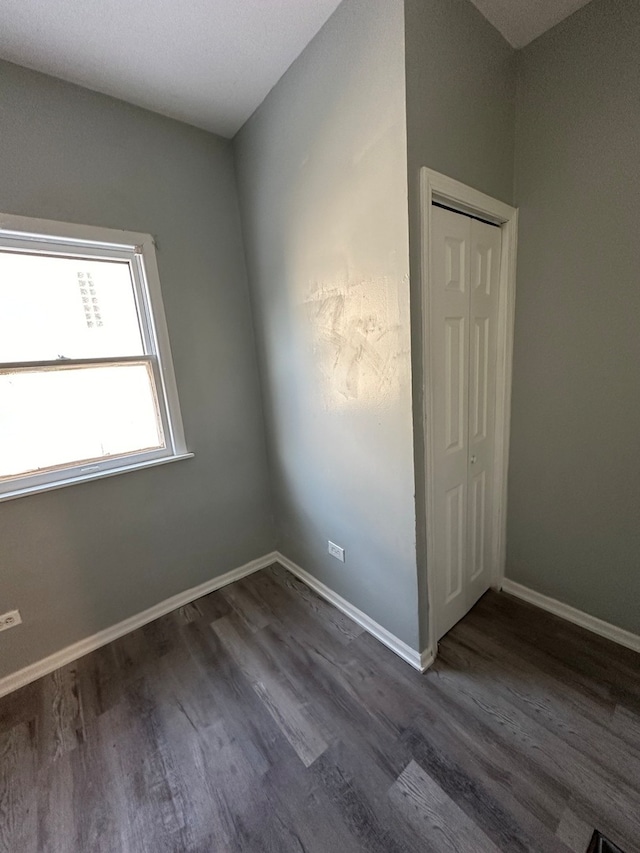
[0,0,594,138]
[468,0,594,49]
[0,0,343,138]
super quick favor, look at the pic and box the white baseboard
[0,548,432,699]
[0,551,279,699]
[419,648,436,671]
[276,552,432,672]
[501,578,640,655]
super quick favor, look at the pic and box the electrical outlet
[0,610,22,632]
[328,541,345,562]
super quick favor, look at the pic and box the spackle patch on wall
[304,275,409,408]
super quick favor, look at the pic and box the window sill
[0,452,195,503]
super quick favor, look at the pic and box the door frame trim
[420,167,518,658]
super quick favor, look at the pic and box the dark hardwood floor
[1,564,639,852]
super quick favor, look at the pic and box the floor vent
[588,831,625,853]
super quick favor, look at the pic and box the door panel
[431,206,501,641]
[466,218,500,610]
[444,317,466,452]
[445,483,465,601]
[445,235,466,293]
[469,468,486,582]
[431,207,470,638]
[471,316,489,442]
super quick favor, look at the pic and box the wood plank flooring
[1,563,639,852]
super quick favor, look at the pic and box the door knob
[470,455,477,464]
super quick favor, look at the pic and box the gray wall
[0,60,274,679]
[236,0,421,648]
[4,0,635,681]
[404,0,516,644]
[509,0,640,633]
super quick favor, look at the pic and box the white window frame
[0,212,192,501]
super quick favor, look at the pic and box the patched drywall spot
[304,274,410,408]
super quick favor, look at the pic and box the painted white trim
[420,167,518,658]
[0,211,189,500]
[0,452,194,503]
[501,579,640,655]
[0,552,278,699]
[0,550,433,699]
[492,210,518,592]
[276,552,432,672]
[0,211,157,249]
[419,648,436,671]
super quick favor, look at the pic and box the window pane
[0,363,164,479]
[0,251,144,362]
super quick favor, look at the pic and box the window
[0,213,191,500]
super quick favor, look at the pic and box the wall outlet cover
[328,541,345,562]
[0,610,22,632]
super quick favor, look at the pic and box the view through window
[0,218,188,498]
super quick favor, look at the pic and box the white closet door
[431,206,501,641]
[466,217,501,614]
[431,206,471,640]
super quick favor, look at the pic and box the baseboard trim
[0,551,279,699]
[501,578,640,655]
[0,548,433,699]
[419,648,436,671]
[275,552,432,672]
